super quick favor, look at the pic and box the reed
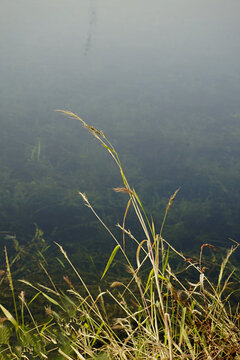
[0,112,239,359]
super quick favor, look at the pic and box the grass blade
[179,307,186,346]
[0,305,19,329]
[101,245,120,280]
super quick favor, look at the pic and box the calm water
[0,0,240,274]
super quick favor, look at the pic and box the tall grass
[0,111,239,359]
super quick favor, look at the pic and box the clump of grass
[0,111,239,359]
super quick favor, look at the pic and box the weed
[0,112,239,359]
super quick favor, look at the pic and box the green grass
[0,111,239,359]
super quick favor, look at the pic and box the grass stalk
[0,111,239,359]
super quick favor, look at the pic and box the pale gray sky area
[1,0,239,125]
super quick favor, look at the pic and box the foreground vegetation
[0,112,239,359]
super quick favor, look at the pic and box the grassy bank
[0,112,239,359]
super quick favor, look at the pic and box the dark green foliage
[1,110,240,258]
[0,115,239,359]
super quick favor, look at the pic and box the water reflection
[0,0,239,261]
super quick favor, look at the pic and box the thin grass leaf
[56,257,65,267]
[158,274,168,282]
[101,245,120,280]
[122,197,131,252]
[28,292,41,305]
[4,247,19,325]
[40,318,53,334]
[132,189,152,236]
[70,345,86,360]
[144,268,168,295]
[219,270,235,299]
[179,307,186,346]
[217,246,235,291]
[91,321,104,346]
[0,305,19,329]
[38,283,59,295]
[181,327,195,358]
[144,268,154,294]
[162,247,169,275]
[58,348,74,360]
[101,144,117,154]
[151,217,156,240]
[19,279,33,287]
[41,293,64,310]
[136,239,147,268]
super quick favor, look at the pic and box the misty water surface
[0,0,240,272]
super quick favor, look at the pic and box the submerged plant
[0,111,239,359]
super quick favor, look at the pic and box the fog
[0,0,240,253]
[1,0,240,121]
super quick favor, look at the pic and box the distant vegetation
[0,113,239,359]
[1,109,240,260]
